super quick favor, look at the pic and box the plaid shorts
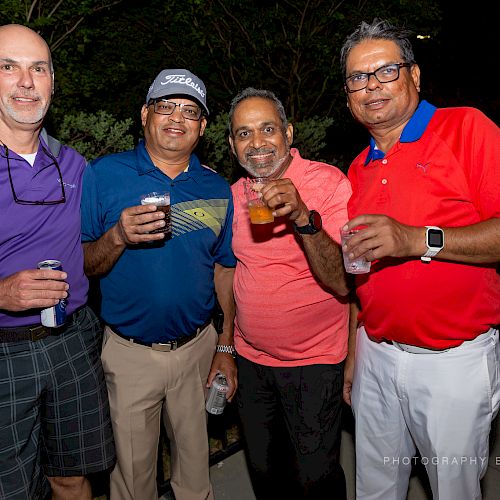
[0,306,116,500]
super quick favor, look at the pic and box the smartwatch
[421,226,444,262]
[294,210,322,235]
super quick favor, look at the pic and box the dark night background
[0,0,498,172]
[339,2,499,165]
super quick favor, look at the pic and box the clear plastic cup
[244,178,274,224]
[140,192,171,235]
[340,228,371,274]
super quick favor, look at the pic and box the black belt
[110,319,211,352]
[0,312,76,343]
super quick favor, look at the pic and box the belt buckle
[152,340,177,352]
[29,325,50,341]
[392,341,449,354]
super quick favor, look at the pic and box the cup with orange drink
[244,178,274,224]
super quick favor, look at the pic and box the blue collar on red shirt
[364,100,437,165]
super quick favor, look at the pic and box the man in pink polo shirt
[228,87,351,499]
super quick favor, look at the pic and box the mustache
[246,147,275,158]
[163,124,186,132]
[9,90,41,100]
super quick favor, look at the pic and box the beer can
[37,260,67,327]
[206,373,229,415]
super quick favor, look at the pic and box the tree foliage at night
[2,1,495,174]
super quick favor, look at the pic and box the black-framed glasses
[345,63,412,93]
[1,142,66,205]
[149,99,203,121]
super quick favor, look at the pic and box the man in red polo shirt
[340,19,500,500]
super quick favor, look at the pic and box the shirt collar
[135,140,203,181]
[0,135,52,164]
[285,148,304,184]
[364,100,437,165]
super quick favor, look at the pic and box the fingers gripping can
[206,373,229,415]
[37,260,67,327]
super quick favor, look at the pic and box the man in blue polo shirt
[0,24,115,499]
[81,69,237,500]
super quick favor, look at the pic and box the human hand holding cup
[244,178,274,224]
[340,228,371,274]
[140,192,171,235]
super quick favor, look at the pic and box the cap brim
[148,92,209,116]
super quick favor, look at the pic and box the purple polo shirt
[0,137,88,327]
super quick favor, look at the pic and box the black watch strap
[293,210,322,235]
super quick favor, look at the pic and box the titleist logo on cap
[160,74,206,98]
[146,68,209,115]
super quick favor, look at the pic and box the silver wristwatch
[216,344,236,357]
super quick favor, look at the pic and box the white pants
[352,326,500,500]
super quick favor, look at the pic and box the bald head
[0,24,54,140]
[0,24,53,73]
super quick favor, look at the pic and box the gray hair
[340,18,415,78]
[228,87,288,136]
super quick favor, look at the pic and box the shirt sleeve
[317,172,353,244]
[212,187,237,267]
[80,162,104,242]
[463,109,500,220]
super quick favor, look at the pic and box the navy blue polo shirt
[81,141,236,342]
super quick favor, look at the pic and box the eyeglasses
[150,99,203,121]
[1,142,66,205]
[345,63,412,93]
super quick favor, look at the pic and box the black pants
[237,356,346,500]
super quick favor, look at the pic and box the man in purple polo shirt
[0,24,115,499]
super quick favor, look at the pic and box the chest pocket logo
[416,162,430,174]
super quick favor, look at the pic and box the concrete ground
[197,413,500,500]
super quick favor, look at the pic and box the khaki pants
[101,324,217,500]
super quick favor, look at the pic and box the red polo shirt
[348,101,500,348]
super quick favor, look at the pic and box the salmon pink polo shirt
[232,148,352,367]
